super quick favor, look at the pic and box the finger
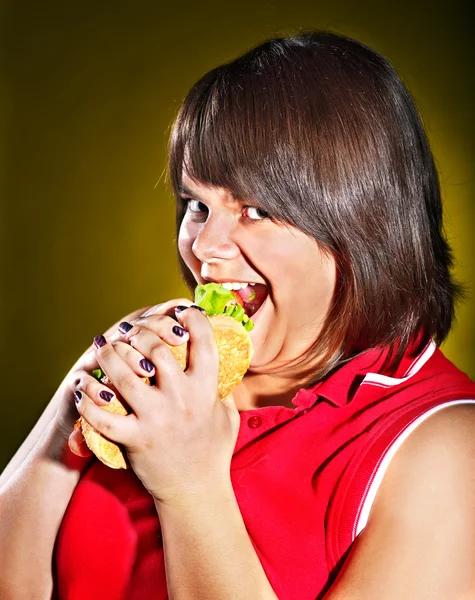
[221,391,237,412]
[107,299,193,344]
[221,392,241,428]
[176,306,219,379]
[75,372,120,406]
[74,388,136,446]
[140,298,194,318]
[77,300,193,375]
[112,340,158,379]
[82,305,155,355]
[118,314,189,348]
[104,304,157,338]
[119,325,185,394]
[68,427,92,458]
[92,334,153,414]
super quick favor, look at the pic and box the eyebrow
[178,183,241,202]
[178,184,201,198]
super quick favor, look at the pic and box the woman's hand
[54,299,194,457]
[73,306,241,505]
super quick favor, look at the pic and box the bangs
[167,46,333,235]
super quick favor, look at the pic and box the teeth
[220,282,250,290]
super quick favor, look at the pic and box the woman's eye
[244,206,270,220]
[184,198,270,222]
[188,199,208,213]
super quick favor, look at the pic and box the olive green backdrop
[2,0,473,469]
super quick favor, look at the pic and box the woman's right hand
[52,298,194,459]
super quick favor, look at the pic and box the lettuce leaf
[194,283,254,331]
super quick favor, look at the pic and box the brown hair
[167,30,463,382]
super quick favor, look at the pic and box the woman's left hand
[74,306,241,505]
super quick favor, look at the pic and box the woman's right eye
[187,199,208,214]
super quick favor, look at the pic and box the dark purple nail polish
[190,304,207,313]
[74,391,82,403]
[119,321,133,334]
[99,390,114,402]
[94,334,106,348]
[139,358,155,373]
[172,325,187,337]
[175,305,188,314]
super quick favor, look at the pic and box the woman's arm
[324,403,475,599]
[0,375,93,600]
[0,380,73,489]
[0,419,85,600]
[0,304,153,489]
[155,404,475,600]
[74,306,279,600]
[0,304,154,599]
[156,484,279,600]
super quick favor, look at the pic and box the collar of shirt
[294,337,432,409]
[234,345,384,455]
[234,337,433,453]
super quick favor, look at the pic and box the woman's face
[178,174,336,374]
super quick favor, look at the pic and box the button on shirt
[247,414,262,429]
[55,341,475,599]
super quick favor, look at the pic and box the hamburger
[77,283,257,469]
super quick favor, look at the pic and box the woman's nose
[191,212,240,264]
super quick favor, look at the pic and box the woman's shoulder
[397,400,475,449]
[326,403,475,599]
[372,401,475,510]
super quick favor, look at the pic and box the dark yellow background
[1,1,474,469]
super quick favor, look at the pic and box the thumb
[68,427,93,458]
[221,391,240,420]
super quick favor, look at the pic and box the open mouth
[201,279,270,320]
[232,283,269,317]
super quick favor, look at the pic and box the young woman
[1,30,475,600]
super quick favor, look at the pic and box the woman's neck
[232,371,310,411]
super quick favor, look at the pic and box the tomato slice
[230,290,244,306]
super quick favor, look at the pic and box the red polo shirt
[55,340,475,599]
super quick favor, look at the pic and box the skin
[326,404,475,599]
[0,301,197,598]
[178,174,337,411]
[2,176,473,599]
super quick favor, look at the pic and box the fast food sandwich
[77,283,256,469]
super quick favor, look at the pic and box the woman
[1,30,474,600]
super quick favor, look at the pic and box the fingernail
[93,334,107,348]
[118,321,133,334]
[99,390,114,402]
[175,305,188,314]
[139,358,155,373]
[74,391,82,403]
[172,325,187,337]
[190,304,207,313]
